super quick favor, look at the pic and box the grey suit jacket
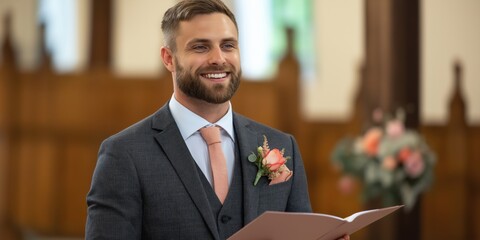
[86,103,312,240]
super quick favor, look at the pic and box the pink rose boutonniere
[248,136,293,186]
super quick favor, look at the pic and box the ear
[161,46,175,72]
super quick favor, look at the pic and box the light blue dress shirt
[169,95,235,187]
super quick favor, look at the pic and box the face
[163,13,241,104]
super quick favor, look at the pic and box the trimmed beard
[175,58,241,104]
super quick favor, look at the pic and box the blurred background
[0,0,479,239]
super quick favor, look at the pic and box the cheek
[185,59,206,73]
[227,53,241,67]
[174,54,198,70]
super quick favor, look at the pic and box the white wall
[422,0,480,124]
[0,0,38,70]
[0,0,91,72]
[305,0,480,124]
[113,0,176,77]
[75,0,90,72]
[303,0,365,121]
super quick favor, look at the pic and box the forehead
[176,13,238,44]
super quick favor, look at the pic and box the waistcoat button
[221,215,232,223]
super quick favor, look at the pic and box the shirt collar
[169,95,235,141]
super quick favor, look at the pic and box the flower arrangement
[331,109,435,211]
[249,135,293,186]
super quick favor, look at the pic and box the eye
[192,45,209,52]
[222,42,237,51]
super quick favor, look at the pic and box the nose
[208,46,226,65]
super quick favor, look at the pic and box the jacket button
[221,215,232,223]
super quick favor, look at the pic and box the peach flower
[362,127,383,156]
[262,149,286,171]
[397,147,412,163]
[252,136,293,186]
[382,155,398,171]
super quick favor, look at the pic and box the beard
[174,58,241,104]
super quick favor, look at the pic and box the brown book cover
[228,205,403,240]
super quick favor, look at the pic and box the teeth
[204,73,227,79]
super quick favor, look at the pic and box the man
[86,0,349,239]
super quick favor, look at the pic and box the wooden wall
[1,16,479,240]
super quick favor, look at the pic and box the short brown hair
[161,0,238,52]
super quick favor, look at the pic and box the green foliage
[331,112,436,211]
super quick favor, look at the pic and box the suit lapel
[233,113,263,224]
[152,105,220,240]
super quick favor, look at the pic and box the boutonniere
[248,135,293,186]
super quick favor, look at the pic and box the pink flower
[262,149,286,171]
[362,128,383,156]
[404,151,425,178]
[251,136,293,186]
[386,119,405,138]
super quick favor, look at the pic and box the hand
[337,234,350,240]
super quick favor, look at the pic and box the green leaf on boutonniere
[249,152,264,185]
[249,136,292,186]
[254,169,264,186]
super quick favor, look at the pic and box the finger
[338,234,350,240]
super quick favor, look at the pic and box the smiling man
[163,11,242,122]
[85,0,348,239]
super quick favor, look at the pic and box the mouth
[200,72,230,82]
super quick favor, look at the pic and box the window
[234,0,315,81]
[38,0,77,72]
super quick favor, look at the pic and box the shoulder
[102,104,172,147]
[234,112,288,133]
[104,114,154,144]
[233,112,295,146]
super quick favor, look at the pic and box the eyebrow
[186,37,238,46]
[221,37,238,43]
[187,38,210,45]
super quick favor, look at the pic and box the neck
[174,91,230,123]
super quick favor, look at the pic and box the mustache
[196,64,236,73]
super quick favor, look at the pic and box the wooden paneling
[60,139,99,235]
[1,10,479,240]
[0,40,297,236]
[468,129,479,239]
[2,44,479,240]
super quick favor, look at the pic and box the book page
[317,205,403,240]
[228,212,346,240]
[228,205,403,240]
[344,208,379,222]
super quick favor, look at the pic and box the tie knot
[200,126,222,145]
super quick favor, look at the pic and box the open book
[228,205,403,240]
